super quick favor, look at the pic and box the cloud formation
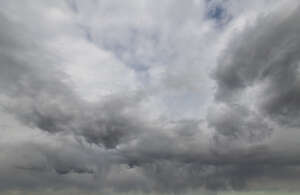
[1,0,300,194]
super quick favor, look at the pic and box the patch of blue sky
[205,0,232,28]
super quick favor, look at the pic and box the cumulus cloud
[1,0,300,194]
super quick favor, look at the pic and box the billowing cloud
[1,0,300,194]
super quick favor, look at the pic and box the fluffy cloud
[0,0,300,194]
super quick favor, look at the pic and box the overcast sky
[1,0,300,194]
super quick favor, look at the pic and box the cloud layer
[1,0,300,194]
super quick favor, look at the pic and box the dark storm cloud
[208,104,272,142]
[214,4,300,127]
[13,144,95,176]
[204,1,300,191]
[0,140,106,191]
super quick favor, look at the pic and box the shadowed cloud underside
[0,0,300,194]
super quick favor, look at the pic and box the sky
[0,0,300,194]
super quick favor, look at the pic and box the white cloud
[1,0,300,194]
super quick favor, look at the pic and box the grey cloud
[206,1,300,190]
[0,140,104,191]
[208,104,272,142]
[214,4,300,127]
[0,12,144,148]
[2,0,300,194]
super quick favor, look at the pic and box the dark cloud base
[1,0,300,194]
